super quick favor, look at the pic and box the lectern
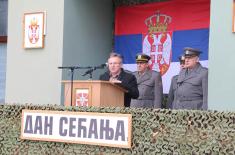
[62,80,126,107]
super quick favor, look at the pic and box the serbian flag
[114,0,210,93]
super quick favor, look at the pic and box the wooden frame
[233,0,235,32]
[23,12,44,48]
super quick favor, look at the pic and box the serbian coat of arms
[75,89,89,107]
[142,11,172,75]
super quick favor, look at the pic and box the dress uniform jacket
[130,69,163,108]
[99,68,139,107]
[167,75,178,109]
[172,63,208,110]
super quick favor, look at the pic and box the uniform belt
[179,96,202,101]
[138,96,154,100]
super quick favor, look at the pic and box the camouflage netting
[0,104,234,155]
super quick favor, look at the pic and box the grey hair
[109,52,123,64]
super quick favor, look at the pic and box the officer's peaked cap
[184,47,202,57]
[136,53,151,62]
[178,55,185,61]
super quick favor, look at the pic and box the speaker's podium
[62,80,127,107]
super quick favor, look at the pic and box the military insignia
[138,55,142,59]
[185,50,190,55]
[142,11,172,75]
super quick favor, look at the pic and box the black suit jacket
[99,69,139,107]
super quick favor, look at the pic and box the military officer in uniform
[172,47,208,110]
[167,55,186,108]
[130,53,163,108]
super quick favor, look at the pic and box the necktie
[185,69,189,76]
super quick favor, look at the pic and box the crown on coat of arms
[30,17,38,26]
[145,11,172,33]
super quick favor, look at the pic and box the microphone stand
[69,68,75,107]
[58,66,89,106]
[59,64,105,106]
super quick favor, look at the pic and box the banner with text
[21,110,132,148]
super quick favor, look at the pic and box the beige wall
[208,0,235,110]
[5,0,64,104]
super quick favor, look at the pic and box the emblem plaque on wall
[23,12,45,48]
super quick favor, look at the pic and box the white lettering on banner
[21,110,132,148]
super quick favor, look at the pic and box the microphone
[82,68,93,76]
[82,63,107,76]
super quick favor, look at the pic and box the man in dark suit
[130,53,163,108]
[99,53,139,107]
[167,55,185,108]
[172,47,208,110]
